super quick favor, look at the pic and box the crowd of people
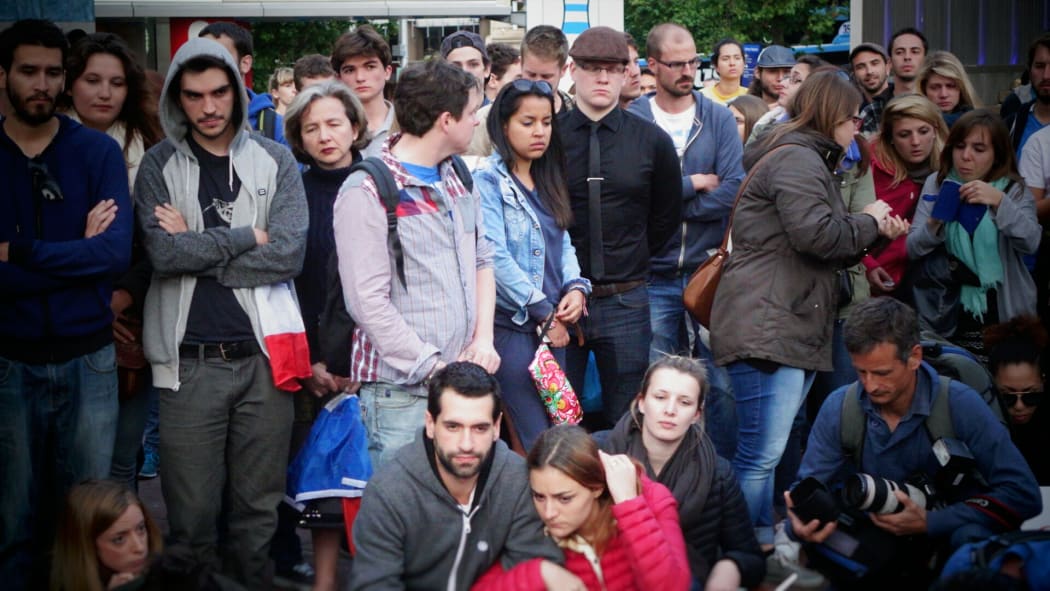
[0,13,1048,591]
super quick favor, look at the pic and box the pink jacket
[472,475,692,591]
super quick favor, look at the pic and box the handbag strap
[718,143,802,250]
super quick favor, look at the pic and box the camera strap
[841,376,953,463]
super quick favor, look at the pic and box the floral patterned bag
[528,317,583,425]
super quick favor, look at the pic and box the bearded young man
[0,19,132,590]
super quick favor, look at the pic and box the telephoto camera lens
[842,474,929,514]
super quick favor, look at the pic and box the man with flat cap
[748,44,795,108]
[557,26,682,429]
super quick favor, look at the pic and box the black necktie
[587,121,605,281]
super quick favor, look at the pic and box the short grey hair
[283,79,371,165]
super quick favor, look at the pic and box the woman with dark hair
[908,110,1040,359]
[51,480,163,591]
[283,79,371,591]
[701,39,747,105]
[62,32,164,491]
[710,70,905,547]
[474,424,691,590]
[918,51,980,128]
[600,356,764,590]
[62,33,162,184]
[985,316,1050,484]
[725,95,767,144]
[474,80,590,450]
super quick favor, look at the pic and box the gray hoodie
[350,432,562,591]
[134,37,308,389]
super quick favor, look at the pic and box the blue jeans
[0,345,118,590]
[808,318,858,420]
[696,339,737,459]
[358,382,427,469]
[728,359,814,545]
[493,325,555,451]
[142,386,160,453]
[110,384,151,490]
[566,285,652,427]
[648,274,693,360]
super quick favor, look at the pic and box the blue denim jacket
[475,154,590,326]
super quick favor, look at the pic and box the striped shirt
[333,135,494,387]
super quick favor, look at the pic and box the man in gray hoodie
[133,37,307,586]
[350,362,572,590]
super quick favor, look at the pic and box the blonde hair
[51,480,162,591]
[918,50,980,112]
[268,66,294,92]
[873,94,949,186]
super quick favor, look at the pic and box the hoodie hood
[159,37,249,146]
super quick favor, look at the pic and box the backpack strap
[351,157,406,288]
[257,108,277,140]
[924,375,956,442]
[840,382,865,464]
[450,154,473,193]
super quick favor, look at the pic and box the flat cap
[441,30,489,61]
[569,26,629,64]
[756,45,796,68]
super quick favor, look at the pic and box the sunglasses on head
[998,389,1043,407]
[509,79,553,96]
[29,158,64,203]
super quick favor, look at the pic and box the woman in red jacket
[474,424,691,591]
[866,95,949,297]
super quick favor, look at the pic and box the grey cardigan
[907,174,1040,321]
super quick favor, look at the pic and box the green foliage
[250,20,399,93]
[625,0,846,57]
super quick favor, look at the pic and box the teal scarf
[944,170,1008,321]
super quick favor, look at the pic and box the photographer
[784,298,1040,587]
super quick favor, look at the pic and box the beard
[8,84,56,126]
[435,444,488,480]
[661,76,694,98]
[1036,84,1050,105]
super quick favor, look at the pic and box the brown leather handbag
[683,145,795,327]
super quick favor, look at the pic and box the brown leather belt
[590,280,645,298]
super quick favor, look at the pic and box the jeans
[142,386,160,453]
[0,344,118,591]
[566,285,652,428]
[110,384,151,490]
[728,359,814,545]
[159,351,292,588]
[808,318,858,421]
[648,274,693,360]
[358,382,427,469]
[696,339,737,459]
[493,325,555,451]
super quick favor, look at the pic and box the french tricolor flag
[255,281,312,392]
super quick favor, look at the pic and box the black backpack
[256,107,278,140]
[317,156,473,376]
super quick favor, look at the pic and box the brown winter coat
[710,129,880,371]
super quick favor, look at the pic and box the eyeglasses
[998,389,1043,407]
[575,61,627,76]
[652,57,701,71]
[29,158,64,202]
[510,79,553,96]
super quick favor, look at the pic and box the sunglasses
[29,158,64,202]
[998,389,1043,407]
[509,79,553,96]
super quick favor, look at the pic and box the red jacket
[863,145,924,285]
[472,475,692,591]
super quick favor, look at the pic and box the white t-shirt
[1019,124,1050,192]
[651,101,695,158]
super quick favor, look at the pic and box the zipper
[446,507,477,591]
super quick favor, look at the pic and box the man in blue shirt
[786,298,1041,586]
[0,19,132,590]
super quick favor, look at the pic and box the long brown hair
[528,425,618,554]
[936,109,1021,185]
[63,33,163,152]
[51,480,163,591]
[873,94,948,186]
